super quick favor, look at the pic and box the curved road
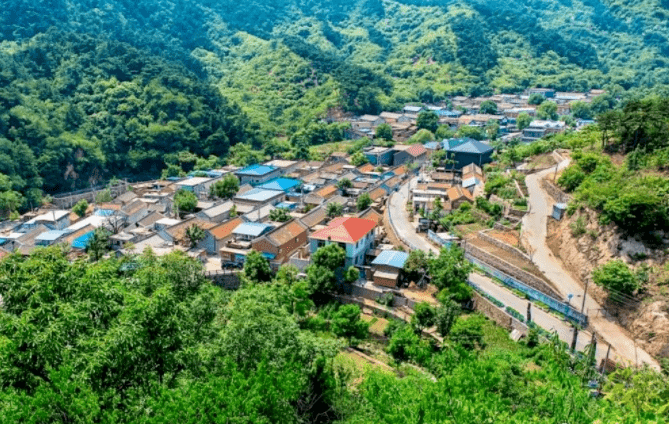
[522,160,659,370]
[389,177,607,363]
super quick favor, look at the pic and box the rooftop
[35,230,71,242]
[233,222,275,238]
[310,217,377,244]
[235,188,284,202]
[406,144,427,157]
[176,177,212,187]
[258,178,302,192]
[235,164,278,176]
[371,250,410,269]
[210,217,244,240]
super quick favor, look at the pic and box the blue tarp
[72,231,95,249]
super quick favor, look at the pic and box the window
[295,237,299,243]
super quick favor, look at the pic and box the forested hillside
[3,0,669,200]
[0,31,259,207]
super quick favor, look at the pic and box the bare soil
[488,229,521,249]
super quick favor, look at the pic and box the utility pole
[526,302,532,324]
[571,325,579,351]
[600,344,612,374]
[580,279,589,315]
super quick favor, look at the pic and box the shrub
[592,260,640,296]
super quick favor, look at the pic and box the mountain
[2,0,669,202]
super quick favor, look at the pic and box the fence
[427,230,454,248]
[468,255,588,327]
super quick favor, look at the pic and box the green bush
[592,260,640,296]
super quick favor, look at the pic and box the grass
[362,314,389,336]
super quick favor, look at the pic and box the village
[0,87,597,295]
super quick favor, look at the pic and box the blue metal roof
[71,231,95,249]
[371,250,410,269]
[235,188,283,202]
[443,137,476,150]
[236,164,278,176]
[233,222,275,237]
[424,141,441,150]
[276,202,297,210]
[462,177,482,188]
[258,178,302,192]
[36,230,70,242]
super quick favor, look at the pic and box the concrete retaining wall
[541,179,572,204]
[472,291,528,335]
[53,182,133,209]
[479,230,531,262]
[507,208,527,218]
[464,242,562,300]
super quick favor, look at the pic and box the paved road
[522,160,659,370]
[388,179,604,361]
[388,179,439,254]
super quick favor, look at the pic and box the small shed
[371,250,409,288]
[552,203,567,221]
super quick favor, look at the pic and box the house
[393,144,428,166]
[299,205,327,229]
[122,199,152,226]
[198,201,235,223]
[175,177,216,198]
[233,188,285,207]
[363,146,394,166]
[243,204,275,223]
[403,105,423,116]
[380,112,411,124]
[358,114,385,127]
[458,114,507,127]
[528,88,556,98]
[234,164,281,185]
[137,212,166,228]
[165,219,218,249]
[207,217,244,253]
[443,138,494,169]
[357,207,383,225]
[309,217,377,267]
[257,178,302,193]
[232,222,275,242]
[521,120,567,143]
[430,172,455,184]
[113,191,138,206]
[367,186,387,204]
[24,210,70,230]
[371,250,410,288]
[315,185,338,200]
[251,219,309,266]
[34,229,71,247]
[265,160,300,175]
[447,186,475,209]
[1,225,49,253]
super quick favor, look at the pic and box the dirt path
[522,160,659,370]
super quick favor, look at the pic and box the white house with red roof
[308,216,377,267]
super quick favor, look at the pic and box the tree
[350,152,369,166]
[269,208,291,222]
[86,228,110,261]
[185,224,205,247]
[407,129,435,144]
[375,123,393,140]
[357,192,372,211]
[243,250,273,284]
[479,100,497,115]
[229,204,238,217]
[72,199,89,217]
[516,112,533,130]
[173,189,198,215]
[450,314,486,349]
[95,189,112,203]
[416,110,439,132]
[456,125,486,141]
[435,300,460,337]
[403,250,428,284]
[428,245,473,301]
[411,302,436,332]
[485,120,500,140]
[326,202,343,218]
[537,101,558,120]
[570,101,592,119]
[345,266,359,283]
[528,93,545,105]
[435,125,455,140]
[337,178,352,195]
[592,260,640,296]
[306,244,346,294]
[210,174,240,199]
[331,304,369,345]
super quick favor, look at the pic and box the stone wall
[472,291,528,335]
[507,208,527,219]
[541,179,572,204]
[479,230,531,262]
[464,243,562,300]
[53,181,134,209]
[206,272,242,290]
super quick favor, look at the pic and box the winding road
[522,160,659,370]
[388,176,607,363]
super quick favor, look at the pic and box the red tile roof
[310,217,376,244]
[406,144,427,157]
